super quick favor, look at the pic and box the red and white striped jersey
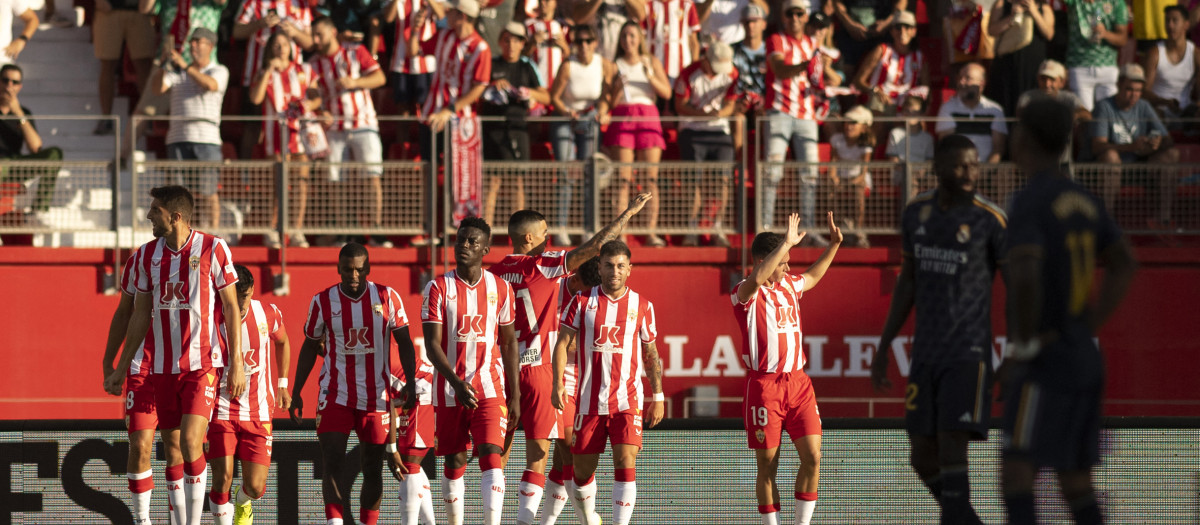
[420,28,492,118]
[644,0,700,80]
[235,0,313,86]
[388,0,437,74]
[556,277,578,395]
[304,281,410,412]
[865,43,924,103]
[262,61,315,156]
[120,253,153,378]
[524,17,568,87]
[309,44,381,131]
[731,274,807,374]
[561,286,657,415]
[489,251,569,368]
[674,60,739,133]
[215,299,284,422]
[388,347,435,407]
[421,270,515,407]
[132,230,238,374]
[765,33,818,119]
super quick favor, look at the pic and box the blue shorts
[390,71,432,107]
[166,142,223,195]
[905,359,992,439]
[1002,368,1103,471]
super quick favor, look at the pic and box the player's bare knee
[243,480,266,500]
[444,451,470,470]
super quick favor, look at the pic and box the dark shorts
[1135,38,1163,53]
[679,128,735,164]
[483,127,531,161]
[905,359,992,440]
[390,71,433,107]
[1002,370,1103,471]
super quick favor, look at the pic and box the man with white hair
[675,41,739,247]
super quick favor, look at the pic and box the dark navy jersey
[902,190,1007,365]
[1006,173,1120,386]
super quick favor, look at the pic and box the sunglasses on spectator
[786,10,806,18]
[576,38,596,44]
[0,78,21,85]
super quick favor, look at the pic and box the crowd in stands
[4,0,1199,246]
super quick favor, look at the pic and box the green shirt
[153,0,226,63]
[1065,0,1129,68]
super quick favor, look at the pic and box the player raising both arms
[552,240,665,525]
[422,217,520,525]
[1000,98,1136,525]
[489,193,652,525]
[208,265,291,525]
[104,185,246,525]
[289,242,419,525]
[871,135,1005,525]
[386,345,438,525]
[734,212,842,525]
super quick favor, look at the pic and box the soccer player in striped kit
[422,217,521,525]
[552,240,665,525]
[289,242,419,525]
[386,353,437,525]
[733,212,842,525]
[207,265,291,525]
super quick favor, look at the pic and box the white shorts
[327,128,384,182]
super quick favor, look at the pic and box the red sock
[614,468,636,482]
[444,465,467,480]
[521,470,547,487]
[128,475,153,493]
[405,462,422,475]
[359,508,379,525]
[796,491,818,501]
[573,472,596,486]
[166,464,184,482]
[183,457,206,476]
[479,453,503,471]
[758,504,776,514]
[209,491,230,505]
[324,503,343,520]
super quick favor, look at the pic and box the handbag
[995,11,1035,56]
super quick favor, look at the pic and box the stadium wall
[0,245,1194,421]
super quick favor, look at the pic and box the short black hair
[1017,96,1074,158]
[0,64,22,80]
[577,256,602,287]
[572,23,597,40]
[339,242,370,265]
[599,240,631,260]
[312,15,336,30]
[935,134,979,168]
[1165,4,1188,18]
[508,210,546,241]
[459,216,492,243]
[234,264,254,296]
[750,232,784,260]
[149,185,195,222]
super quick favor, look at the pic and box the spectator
[644,0,701,85]
[383,0,441,143]
[760,0,825,243]
[1131,0,1172,56]
[0,64,62,226]
[149,27,229,230]
[829,105,874,247]
[832,0,904,73]
[1017,59,1091,161]
[599,21,670,246]
[1091,64,1179,228]
[986,0,1055,117]
[852,10,927,116]
[311,15,391,247]
[248,30,321,248]
[93,0,155,136]
[1063,0,1128,111]
[697,0,768,47]
[524,0,569,89]
[804,12,843,130]
[326,0,385,55]
[572,0,647,60]
[885,94,934,198]
[1143,5,1199,123]
[0,0,37,65]
[732,3,768,99]
[550,23,614,245]
[674,41,738,247]
[142,0,226,64]
[944,0,994,73]
[936,62,1007,164]
[480,22,550,225]
[232,0,314,160]
[411,0,491,136]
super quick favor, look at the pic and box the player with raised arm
[103,185,246,525]
[551,240,664,525]
[489,193,652,525]
[208,265,291,525]
[870,134,1006,525]
[101,248,184,525]
[386,344,438,524]
[1000,97,1137,525]
[422,217,520,525]
[288,242,419,525]
[734,212,842,525]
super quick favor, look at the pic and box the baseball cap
[844,105,874,126]
[893,11,917,27]
[454,0,481,18]
[503,21,527,39]
[707,41,734,75]
[807,12,831,28]
[1037,59,1067,80]
[1120,63,1146,83]
[784,0,808,13]
[189,27,218,44]
[742,3,767,20]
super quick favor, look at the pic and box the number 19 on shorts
[749,406,769,426]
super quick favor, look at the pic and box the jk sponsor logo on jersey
[775,306,798,329]
[455,315,485,341]
[343,327,373,354]
[159,281,190,309]
[593,325,623,353]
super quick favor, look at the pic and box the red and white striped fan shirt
[674,60,739,133]
[133,230,238,374]
[389,0,437,74]
[262,61,315,156]
[561,286,657,416]
[644,0,700,80]
[420,28,492,118]
[304,281,409,412]
[421,270,515,407]
[524,17,568,87]
[489,251,569,368]
[765,33,818,119]
[235,0,313,86]
[731,274,807,374]
[310,44,381,131]
[215,299,284,422]
[120,253,153,378]
[865,43,924,103]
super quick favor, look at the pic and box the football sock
[443,465,466,525]
[794,491,817,525]
[359,508,379,525]
[613,468,637,525]
[166,464,185,525]
[209,490,232,525]
[1004,492,1037,525]
[758,502,782,525]
[325,502,345,522]
[518,470,546,525]
[417,469,436,525]
[541,467,570,525]
[480,454,506,525]
[571,475,599,525]
[128,470,153,525]
[1069,493,1104,525]
[940,465,973,525]
[182,458,206,525]
[236,485,257,506]
[400,463,423,524]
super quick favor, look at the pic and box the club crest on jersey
[455,315,485,341]
[627,310,637,322]
[189,256,200,271]
[258,322,268,336]
[957,224,971,243]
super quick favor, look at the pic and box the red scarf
[170,0,192,52]
[953,4,983,55]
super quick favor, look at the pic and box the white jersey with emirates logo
[215,299,284,422]
[421,270,515,407]
[731,274,807,374]
[119,253,154,378]
[132,230,238,374]
[303,281,409,412]
[489,251,569,368]
[561,286,657,416]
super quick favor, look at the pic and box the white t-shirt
[0,0,32,63]
[163,63,230,146]
[886,126,935,162]
[935,95,1008,160]
[830,132,874,188]
[701,0,748,45]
